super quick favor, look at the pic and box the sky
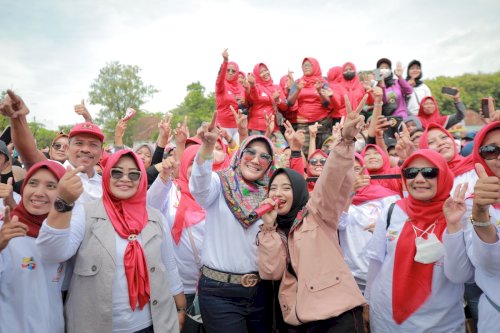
[1,0,499,130]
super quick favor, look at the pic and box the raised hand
[342,94,367,141]
[199,112,219,146]
[283,121,305,151]
[315,80,323,92]
[247,73,256,86]
[264,113,275,136]
[372,86,383,102]
[444,87,461,102]
[272,90,281,102]
[296,80,305,91]
[394,61,404,78]
[158,113,172,141]
[473,163,500,208]
[160,156,178,182]
[320,87,334,98]
[352,166,369,192]
[0,90,30,118]
[57,166,85,204]
[74,99,92,122]
[0,206,28,252]
[173,116,189,145]
[230,105,248,132]
[443,183,468,233]
[259,198,278,229]
[114,119,127,143]
[0,177,13,199]
[395,122,415,160]
[308,122,321,139]
[222,48,229,61]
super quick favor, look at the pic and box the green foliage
[169,81,215,134]
[425,71,500,115]
[58,124,74,134]
[88,61,158,145]
[28,120,57,149]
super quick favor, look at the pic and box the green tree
[169,81,215,134]
[28,119,57,149]
[0,91,8,131]
[88,61,158,145]
[58,124,74,134]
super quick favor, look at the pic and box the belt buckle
[241,273,259,287]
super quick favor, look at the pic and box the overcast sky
[1,0,499,130]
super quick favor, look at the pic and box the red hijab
[226,61,241,91]
[213,137,231,171]
[253,63,274,87]
[360,144,402,194]
[171,145,205,244]
[327,66,343,85]
[300,57,323,87]
[351,154,398,205]
[419,123,474,176]
[472,121,500,176]
[102,150,150,311]
[417,96,446,128]
[11,160,65,238]
[306,149,328,192]
[392,150,453,324]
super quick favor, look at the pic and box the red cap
[69,122,105,142]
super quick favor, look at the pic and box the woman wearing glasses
[49,133,69,164]
[189,112,274,333]
[443,121,500,332]
[365,149,469,332]
[215,49,246,143]
[37,150,186,333]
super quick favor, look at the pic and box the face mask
[380,68,392,78]
[413,224,444,264]
[343,71,356,80]
[354,138,366,153]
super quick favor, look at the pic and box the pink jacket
[258,140,366,325]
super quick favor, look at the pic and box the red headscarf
[417,96,446,129]
[392,149,453,324]
[472,121,500,176]
[327,66,343,85]
[351,154,398,205]
[306,149,328,192]
[360,144,402,194]
[419,123,474,176]
[225,61,241,91]
[213,137,231,171]
[300,57,323,87]
[11,160,65,238]
[253,63,274,87]
[171,145,205,244]
[102,150,150,311]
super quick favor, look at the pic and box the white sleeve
[147,176,173,214]
[364,259,382,303]
[160,215,184,295]
[471,222,500,276]
[36,204,86,263]
[338,211,349,231]
[366,206,390,262]
[442,228,475,283]
[189,156,222,209]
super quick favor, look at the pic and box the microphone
[248,199,280,222]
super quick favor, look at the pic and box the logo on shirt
[21,257,36,270]
[386,230,399,242]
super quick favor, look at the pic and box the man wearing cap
[0,90,104,203]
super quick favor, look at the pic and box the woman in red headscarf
[361,144,402,195]
[215,49,246,142]
[247,63,287,135]
[0,160,66,333]
[335,62,373,119]
[417,94,465,130]
[37,150,186,332]
[339,154,400,293]
[365,149,468,332]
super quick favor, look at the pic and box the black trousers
[287,306,364,333]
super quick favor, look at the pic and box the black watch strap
[54,197,75,213]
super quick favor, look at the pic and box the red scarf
[392,150,453,324]
[360,144,402,194]
[327,66,343,85]
[253,63,274,87]
[352,154,398,205]
[417,96,446,129]
[419,123,474,176]
[213,138,231,171]
[172,145,206,244]
[102,150,150,311]
[226,61,242,92]
[11,161,65,238]
[300,57,324,88]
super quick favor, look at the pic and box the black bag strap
[386,202,396,230]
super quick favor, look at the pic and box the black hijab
[268,168,309,234]
[406,59,423,87]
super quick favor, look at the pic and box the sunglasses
[110,168,142,181]
[52,143,68,151]
[479,145,500,160]
[402,167,439,179]
[227,69,237,74]
[242,148,273,165]
[309,158,327,166]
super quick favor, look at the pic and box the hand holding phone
[441,87,458,96]
[481,97,495,119]
[122,108,137,122]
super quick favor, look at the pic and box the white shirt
[338,195,399,285]
[147,176,204,294]
[407,83,432,116]
[63,160,102,204]
[0,221,65,333]
[189,157,262,273]
[36,203,183,333]
[366,204,465,333]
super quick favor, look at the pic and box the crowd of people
[0,49,499,333]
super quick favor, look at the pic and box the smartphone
[370,174,401,179]
[0,126,11,145]
[441,87,458,96]
[374,69,382,81]
[384,116,403,138]
[481,98,491,118]
[122,107,137,122]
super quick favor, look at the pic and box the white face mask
[380,68,392,78]
[413,225,444,264]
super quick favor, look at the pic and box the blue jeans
[198,274,271,333]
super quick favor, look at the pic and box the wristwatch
[54,197,75,213]
[470,214,492,227]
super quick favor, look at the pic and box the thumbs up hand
[473,163,500,208]
[0,206,28,252]
[74,99,92,122]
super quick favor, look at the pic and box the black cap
[376,58,392,68]
[0,140,10,161]
[407,59,421,69]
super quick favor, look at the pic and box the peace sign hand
[342,94,367,141]
[199,112,219,146]
[443,183,469,232]
[0,206,28,252]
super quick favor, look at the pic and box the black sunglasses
[479,145,500,160]
[52,143,67,151]
[309,158,327,166]
[402,167,439,179]
[242,147,273,165]
[110,169,142,181]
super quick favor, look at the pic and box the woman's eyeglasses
[309,158,327,166]
[242,148,273,165]
[402,167,439,179]
[52,143,68,151]
[110,169,142,181]
[227,69,237,74]
[479,145,500,160]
